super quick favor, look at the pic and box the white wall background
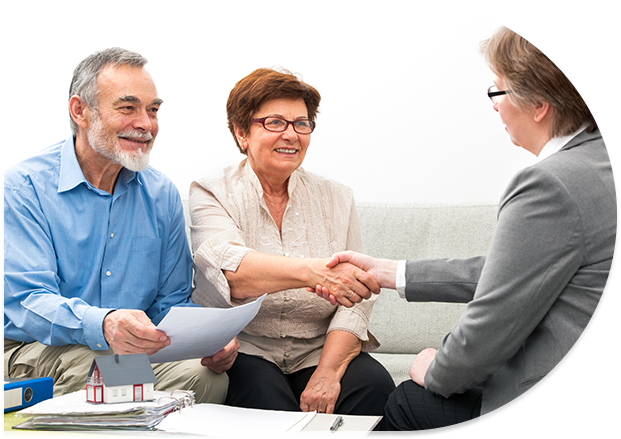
[2,2,537,204]
[2,1,619,437]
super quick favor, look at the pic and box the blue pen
[330,416,344,431]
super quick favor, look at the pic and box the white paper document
[157,403,315,436]
[148,294,266,363]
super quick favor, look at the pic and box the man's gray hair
[69,47,147,134]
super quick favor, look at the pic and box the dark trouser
[379,380,482,430]
[225,352,395,416]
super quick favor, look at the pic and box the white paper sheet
[148,294,266,363]
[157,403,316,436]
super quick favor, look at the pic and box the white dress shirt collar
[537,122,589,162]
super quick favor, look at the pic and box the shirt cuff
[396,260,407,299]
[83,306,115,350]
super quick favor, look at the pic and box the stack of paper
[12,388,316,435]
[13,390,191,431]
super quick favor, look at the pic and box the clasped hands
[102,309,239,374]
[309,251,395,307]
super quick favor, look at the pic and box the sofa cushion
[357,203,497,354]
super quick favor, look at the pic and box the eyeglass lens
[488,85,509,103]
[262,117,314,134]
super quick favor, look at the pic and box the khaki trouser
[4,339,228,404]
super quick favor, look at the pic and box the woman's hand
[225,252,378,306]
[201,337,240,374]
[307,259,380,308]
[309,252,398,306]
[299,331,360,413]
[299,369,342,414]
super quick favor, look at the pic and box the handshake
[308,251,399,307]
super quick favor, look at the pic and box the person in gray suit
[311,26,616,429]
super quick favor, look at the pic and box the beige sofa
[182,201,498,386]
[357,202,497,385]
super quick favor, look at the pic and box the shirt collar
[243,159,299,197]
[58,136,142,194]
[537,122,589,162]
[58,137,89,193]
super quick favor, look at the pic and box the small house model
[85,353,157,404]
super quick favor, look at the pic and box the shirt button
[110,233,114,238]
[284,352,291,357]
[106,271,112,276]
[280,333,286,338]
[97,343,102,348]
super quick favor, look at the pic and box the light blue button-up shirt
[4,137,195,350]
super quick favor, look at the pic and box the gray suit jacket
[405,129,615,414]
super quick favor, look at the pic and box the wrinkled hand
[103,309,170,355]
[409,348,437,387]
[201,337,240,374]
[299,370,341,414]
[308,252,386,306]
[307,259,380,308]
[325,251,381,278]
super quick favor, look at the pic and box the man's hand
[201,337,240,374]
[299,369,341,414]
[308,252,397,305]
[306,258,380,308]
[409,347,437,387]
[326,251,379,274]
[103,309,170,355]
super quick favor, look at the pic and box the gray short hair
[69,47,148,134]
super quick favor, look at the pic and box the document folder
[4,377,53,413]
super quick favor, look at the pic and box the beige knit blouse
[189,160,379,373]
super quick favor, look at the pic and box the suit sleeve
[405,256,485,303]
[407,165,584,397]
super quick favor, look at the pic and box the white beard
[87,113,152,172]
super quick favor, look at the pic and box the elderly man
[4,47,238,402]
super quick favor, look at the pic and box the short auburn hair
[480,26,596,137]
[226,68,321,154]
